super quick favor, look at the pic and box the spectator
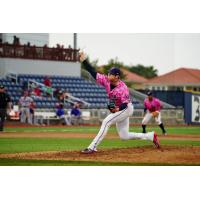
[53,88,61,99]
[71,103,81,125]
[13,35,20,45]
[18,91,34,124]
[58,90,69,103]
[31,86,42,100]
[56,103,70,125]
[27,42,31,47]
[21,80,28,91]
[43,76,51,87]
[43,76,52,97]
[13,35,17,45]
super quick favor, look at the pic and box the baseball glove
[149,106,156,112]
[151,111,159,118]
[107,100,116,113]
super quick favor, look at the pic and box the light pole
[73,33,77,49]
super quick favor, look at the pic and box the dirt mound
[1,146,200,165]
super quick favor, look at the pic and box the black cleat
[162,130,167,136]
[81,148,97,154]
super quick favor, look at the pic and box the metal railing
[0,43,79,62]
[6,72,18,84]
[28,79,90,106]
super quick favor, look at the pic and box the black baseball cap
[0,85,5,89]
[147,91,153,96]
[109,67,121,76]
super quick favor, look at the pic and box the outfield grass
[0,137,200,154]
[0,126,199,154]
[3,125,200,135]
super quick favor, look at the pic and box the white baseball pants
[20,107,32,124]
[142,110,162,125]
[88,103,154,150]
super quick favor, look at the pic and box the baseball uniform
[81,59,160,152]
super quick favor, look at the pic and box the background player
[18,91,34,124]
[79,52,160,154]
[142,91,167,135]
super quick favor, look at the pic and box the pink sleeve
[144,99,150,110]
[121,90,130,104]
[96,73,108,87]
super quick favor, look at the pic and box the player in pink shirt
[142,91,166,135]
[79,52,160,154]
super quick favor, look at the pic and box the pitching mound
[1,146,200,165]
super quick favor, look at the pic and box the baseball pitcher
[79,52,160,154]
[142,91,166,135]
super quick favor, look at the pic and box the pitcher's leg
[87,107,130,151]
[88,114,114,150]
[116,118,154,141]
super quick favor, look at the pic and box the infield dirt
[0,145,200,165]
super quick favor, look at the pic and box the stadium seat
[2,73,147,109]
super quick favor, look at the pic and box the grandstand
[6,74,108,109]
[0,73,174,110]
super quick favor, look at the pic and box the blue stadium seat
[1,73,144,109]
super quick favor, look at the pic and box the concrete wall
[0,58,81,77]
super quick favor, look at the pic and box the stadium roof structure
[121,68,147,83]
[144,67,200,86]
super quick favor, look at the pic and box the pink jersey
[96,73,130,107]
[144,97,161,112]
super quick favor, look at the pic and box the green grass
[0,137,200,154]
[0,158,199,166]
[3,125,200,135]
[0,125,200,166]
[0,126,199,154]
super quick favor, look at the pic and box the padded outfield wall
[0,58,81,77]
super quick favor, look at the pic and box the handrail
[6,72,18,84]
[28,79,90,106]
[28,79,54,97]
